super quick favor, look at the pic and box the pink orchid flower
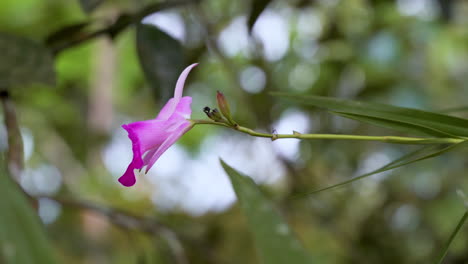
[119,63,198,187]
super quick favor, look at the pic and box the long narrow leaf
[333,112,452,137]
[247,0,271,32]
[435,211,468,264]
[439,106,468,113]
[272,93,468,137]
[294,141,467,197]
[221,159,313,264]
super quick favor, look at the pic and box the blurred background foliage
[1,0,468,263]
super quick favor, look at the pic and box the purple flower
[119,63,198,187]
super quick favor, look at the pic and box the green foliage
[247,0,271,32]
[301,142,467,196]
[436,211,468,264]
[0,156,57,264]
[221,159,314,264]
[274,93,468,137]
[78,0,103,13]
[2,0,468,263]
[136,23,186,101]
[0,33,55,89]
[332,112,451,137]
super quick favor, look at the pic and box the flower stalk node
[271,134,279,141]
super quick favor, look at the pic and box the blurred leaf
[0,33,55,89]
[247,0,271,32]
[221,159,313,264]
[109,14,133,38]
[436,211,468,264]
[439,106,468,113]
[78,0,104,13]
[0,156,57,264]
[299,141,467,196]
[45,22,90,47]
[273,93,468,137]
[333,112,450,137]
[136,23,185,101]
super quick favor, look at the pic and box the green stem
[190,119,463,145]
[436,211,468,264]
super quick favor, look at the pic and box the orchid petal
[157,96,192,121]
[122,120,168,165]
[155,63,197,120]
[144,120,192,172]
[173,97,192,119]
[174,63,198,99]
[142,148,158,165]
[156,98,177,120]
[118,161,138,187]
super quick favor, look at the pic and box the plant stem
[38,196,189,264]
[191,119,464,145]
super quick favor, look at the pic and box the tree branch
[51,0,199,55]
[39,196,189,264]
[0,90,24,180]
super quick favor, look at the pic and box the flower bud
[217,91,230,116]
[203,106,215,119]
[211,109,224,122]
[216,91,236,125]
[203,107,225,122]
[203,106,211,115]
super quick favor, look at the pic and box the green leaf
[0,33,55,89]
[332,111,451,137]
[296,141,467,197]
[272,93,468,137]
[0,156,57,264]
[136,23,186,101]
[247,0,272,32]
[439,106,468,113]
[78,0,104,13]
[221,159,313,264]
[435,211,468,264]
